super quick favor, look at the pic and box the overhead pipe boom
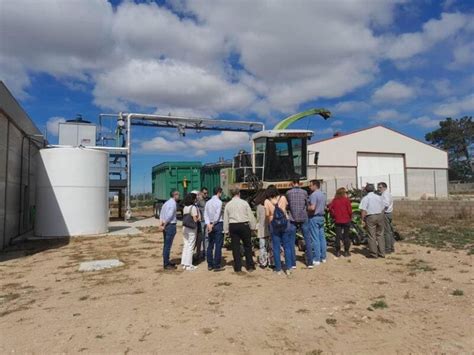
[273,108,331,130]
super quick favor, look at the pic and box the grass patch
[407,259,436,272]
[215,282,232,287]
[325,318,337,326]
[452,289,464,296]
[401,223,474,252]
[371,300,388,309]
[296,308,310,314]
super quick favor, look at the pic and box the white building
[307,125,448,199]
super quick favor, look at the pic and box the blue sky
[1,0,473,193]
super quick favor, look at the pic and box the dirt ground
[0,220,473,354]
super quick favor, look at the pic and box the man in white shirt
[360,184,385,258]
[378,182,395,254]
[223,188,256,273]
[204,187,224,271]
[159,190,180,269]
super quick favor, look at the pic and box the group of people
[159,180,395,274]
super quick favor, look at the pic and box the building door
[357,153,406,197]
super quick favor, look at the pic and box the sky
[1,0,473,193]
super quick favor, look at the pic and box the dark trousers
[207,222,223,269]
[163,224,177,266]
[335,223,351,253]
[229,222,255,272]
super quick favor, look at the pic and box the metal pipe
[126,113,132,220]
[46,144,128,152]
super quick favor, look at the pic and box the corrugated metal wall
[0,82,43,250]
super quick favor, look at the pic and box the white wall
[308,126,448,169]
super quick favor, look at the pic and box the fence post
[433,170,437,197]
[335,178,338,189]
[388,174,391,192]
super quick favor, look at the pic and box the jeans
[291,221,312,266]
[163,223,177,266]
[309,216,327,262]
[270,224,292,272]
[181,227,197,267]
[207,222,223,269]
[229,223,255,272]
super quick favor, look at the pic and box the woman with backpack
[328,187,353,258]
[264,186,292,275]
[181,193,200,271]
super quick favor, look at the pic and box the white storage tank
[35,147,109,237]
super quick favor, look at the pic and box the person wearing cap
[160,190,180,269]
[360,183,385,258]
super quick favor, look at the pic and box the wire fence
[319,171,448,200]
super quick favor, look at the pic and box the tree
[425,116,474,182]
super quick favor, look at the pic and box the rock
[78,259,124,272]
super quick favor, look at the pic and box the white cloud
[93,59,255,114]
[448,42,474,70]
[140,131,250,155]
[408,116,440,129]
[433,94,474,117]
[46,117,66,137]
[333,101,370,113]
[0,0,471,128]
[372,109,406,122]
[432,79,453,97]
[385,12,472,60]
[372,81,415,103]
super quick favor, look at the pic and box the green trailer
[201,161,232,199]
[152,161,202,218]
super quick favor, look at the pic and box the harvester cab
[229,108,331,202]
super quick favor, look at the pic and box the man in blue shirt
[308,180,327,265]
[160,190,180,270]
[204,187,224,271]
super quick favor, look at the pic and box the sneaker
[284,270,292,276]
[291,266,297,270]
[207,266,213,271]
[213,267,225,272]
[343,251,351,257]
[313,261,321,266]
[164,265,177,270]
[321,259,327,263]
[334,252,341,258]
[184,265,198,271]
[275,271,283,275]
[307,265,314,269]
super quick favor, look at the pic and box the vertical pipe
[126,113,132,220]
[2,121,10,249]
[433,170,437,197]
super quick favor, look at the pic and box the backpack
[183,206,197,229]
[271,197,288,233]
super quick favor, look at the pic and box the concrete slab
[78,259,124,272]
